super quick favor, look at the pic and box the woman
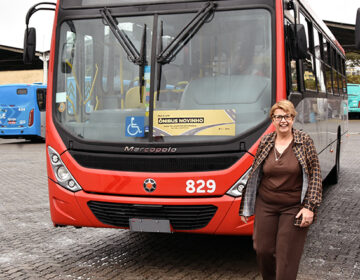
[239,100,322,280]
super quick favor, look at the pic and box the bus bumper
[349,108,360,113]
[0,126,39,138]
[48,179,254,235]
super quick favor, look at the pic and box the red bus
[24,0,359,235]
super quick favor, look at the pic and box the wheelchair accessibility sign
[125,116,145,137]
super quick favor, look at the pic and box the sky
[0,0,56,52]
[0,0,359,52]
[309,0,359,24]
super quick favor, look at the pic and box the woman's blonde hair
[269,100,297,118]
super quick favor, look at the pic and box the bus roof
[62,0,206,9]
[0,83,46,88]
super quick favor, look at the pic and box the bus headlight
[48,146,82,192]
[56,166,70,181]
[51,154,60,164]
[226,168,252,197]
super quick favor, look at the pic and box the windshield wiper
[156,21,163,101]
[101,8,147,103]
[100,8,141,65]
[157,1,215,65]
[139,24,147,103]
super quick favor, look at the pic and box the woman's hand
[241,216,249,224]
[296,208,314,227]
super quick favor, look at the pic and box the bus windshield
[54,8,272,144]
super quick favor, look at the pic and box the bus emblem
[143,178,156,193]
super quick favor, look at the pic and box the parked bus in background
[23,0,360,234]
[347,83,360,118]
[0,83,46,141]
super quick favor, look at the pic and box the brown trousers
[253,196,309,280]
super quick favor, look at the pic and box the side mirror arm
[23,2,56,64]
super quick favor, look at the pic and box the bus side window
[284,20,299,93]
[337,53,344,95]
[342,59,347,94]
[323,40,333,94]
[37,88,46,111]
[313,27,326,93]
[300,13,317,92]
[331,47,339,95]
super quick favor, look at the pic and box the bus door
[36,87,47,137]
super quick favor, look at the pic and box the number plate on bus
[129,218,172,233]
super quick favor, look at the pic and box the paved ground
[297,120,360,280]
[0,120,359,280]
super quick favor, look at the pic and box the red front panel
[46,125,274,235]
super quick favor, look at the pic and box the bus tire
[29,136,45,143]
[327,134,341,185]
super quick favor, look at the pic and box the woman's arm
[303,135,322,213]
[239,135,267,217]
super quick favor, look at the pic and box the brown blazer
[239,128,322,217]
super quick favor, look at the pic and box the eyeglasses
[272,114,293,122]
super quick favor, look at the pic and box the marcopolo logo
[124,146,177,153]
[143,178,156,193]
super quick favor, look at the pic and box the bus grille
[70,151,240,172]
[88,201,218,230]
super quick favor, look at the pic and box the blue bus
[0,83,46,140]
[348,83,360,118]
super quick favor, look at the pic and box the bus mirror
[355,8,360,49]
[290,24,307,60]
[36,88,46,111]
[23,27,36,64]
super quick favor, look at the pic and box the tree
[347,75,360,84]
[346,52,360,68]
[346,52,360,84]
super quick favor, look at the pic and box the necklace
[274,148,283,161]
[274,141,292,161]
[274,136,293,162]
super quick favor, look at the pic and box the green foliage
[346,52,360,67]
[347,75,360,84]
[305,79,316,90]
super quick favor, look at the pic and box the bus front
[47,0,275,234]
[347,84,360,118]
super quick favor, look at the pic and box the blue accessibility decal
[125,116,145,137]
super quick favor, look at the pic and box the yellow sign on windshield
[153,109,236,136]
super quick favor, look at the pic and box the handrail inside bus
[83,64,99,107]
[66,60,83,103]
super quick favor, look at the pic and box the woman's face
[272,108,294,135]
